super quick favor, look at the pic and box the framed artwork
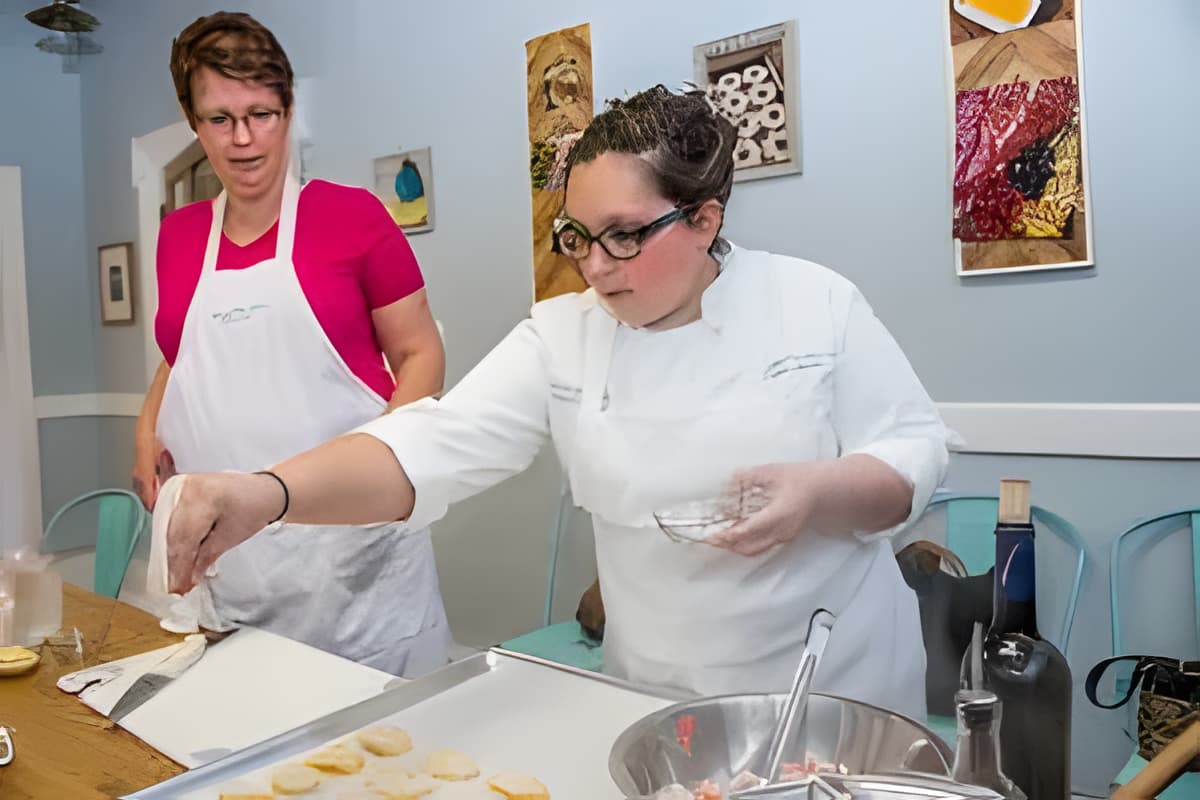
[97,242,134,324]
[526,22,593,302]
[946,0,1094,274]
[373,147,435,235]
[694,20,801,182]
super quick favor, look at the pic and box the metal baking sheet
[125,648,685,799]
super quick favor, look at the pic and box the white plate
[952,0,1042,34]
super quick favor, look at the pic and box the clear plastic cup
[0,550,63,647]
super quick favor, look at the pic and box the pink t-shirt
[155,179,425,400]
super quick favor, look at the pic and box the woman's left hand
[707,463,819,557]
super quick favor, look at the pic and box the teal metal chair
[1107,508,1200,799]
[41,489,149,599]
[918,495,1086,746]
[500,483,603,672]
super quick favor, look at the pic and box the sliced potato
[368,771,440,799]
[271,762,322,794]
[488,772,550,799]
[364,764,414,780]
[356,725,414,756]
[304,743,365,774]
[424,748,480,781]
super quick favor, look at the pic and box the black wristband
[254,470,289,523]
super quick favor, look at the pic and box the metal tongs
[731,608,837,799]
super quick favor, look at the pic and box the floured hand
[167,472,285,593]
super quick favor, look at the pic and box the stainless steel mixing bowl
[610,692,971,799]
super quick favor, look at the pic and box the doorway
[0,166,43,552]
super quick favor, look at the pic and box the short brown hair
[170,12,294,129]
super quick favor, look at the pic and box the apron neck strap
[200,172,302,276]
[580,307,617,412]
[274,172,301,264]
[201,191,227,277]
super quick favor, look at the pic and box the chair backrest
[923,495,1087,652]
[41,489,148,599]
[543,478,573,627]
[541,477,606,627]
[1110,508,1200,657]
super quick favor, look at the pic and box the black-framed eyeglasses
[551,203,700,261]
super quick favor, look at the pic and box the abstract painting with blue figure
[372,147,435,233]
[395,158,425,202]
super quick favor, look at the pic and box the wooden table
[0,583,187,799]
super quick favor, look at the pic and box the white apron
[157,175,449,676]
[562,267,927,719]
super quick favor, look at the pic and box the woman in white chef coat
[163,85,948,719]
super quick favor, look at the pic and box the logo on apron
[211,304,270,324]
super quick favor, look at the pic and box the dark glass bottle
[981,480,1072,800]
[951,689,1026,800]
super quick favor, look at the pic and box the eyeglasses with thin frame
[196,108,285,138]
[552,202,701,261]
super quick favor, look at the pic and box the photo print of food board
[373,147,435,234]
[947,0,1093,274]
[526,23,593,301]
[694,21,800,182]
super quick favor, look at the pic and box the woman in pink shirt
[131,12,449,675]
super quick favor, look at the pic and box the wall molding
[939,402,1200,459]
[35,393,143,420]
[29,396,1200,458]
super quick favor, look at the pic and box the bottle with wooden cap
[982,479,1072,799]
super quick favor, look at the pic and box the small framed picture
[372,147,435,234]
[694,21,802,182]
[97,242,134,324]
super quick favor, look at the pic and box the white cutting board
[112,626,395,767]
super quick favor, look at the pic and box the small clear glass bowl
[653,484,769,544]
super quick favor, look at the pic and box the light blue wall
[1,1,209,537]
[0,42,92,396]
[0,36,105,534]
[78,1,216,394]
[262,0,1200,404]
[5,1,1197,792]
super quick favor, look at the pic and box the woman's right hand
[166,472,286,594]
[132,447,160,510]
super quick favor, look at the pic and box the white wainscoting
[940,403,1200,459]
[31,396,1200,459]
[34,393,143,420]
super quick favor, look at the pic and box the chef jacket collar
[579,242,740,334]
[696,242,739,333]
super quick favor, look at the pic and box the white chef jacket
[357,244,948,717]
